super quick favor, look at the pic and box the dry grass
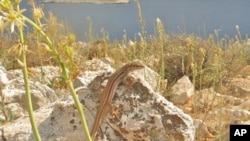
[0,0,250,140]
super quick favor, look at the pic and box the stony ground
[1,59,250,140]
[178,69,250,141]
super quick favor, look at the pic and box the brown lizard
[90,61,144,140]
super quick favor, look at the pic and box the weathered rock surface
[170,75,194,104]
[0,60,195,141]
[194,119,213,138]
[0,66,58,120]
[214,120,250,141]
[185,84,250,140]
[227,77,250,97]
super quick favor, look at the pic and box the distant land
[43,0,129,4]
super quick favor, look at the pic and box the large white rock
[0,60,195,141]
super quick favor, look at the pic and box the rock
[237,65,250,78]
[214,128,230,141]
[192,87,250,141]
[194,119,213,139]
[6,103,24,119]
[234,99,250,111]
[75,59,162,93]
[0,66,58,120]
[3,79,58,108]
[7,66,60,84]
[0,66,9,86]
[0,102,54,141]
[231,84,250,97]
[227,77,250,97]
[195,88,244,107]
[170,75,194,104]
[214,120,250,141]
[0,60,195,141]
[73,77,87,89]
[209,108,250,123]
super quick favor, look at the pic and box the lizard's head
[127,61,145,71]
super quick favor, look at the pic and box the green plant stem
[16,8,42,141]
[21,45,42,141]
[67,81,92,140]
[23,15,92,141]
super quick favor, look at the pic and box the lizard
[90,61,145,140]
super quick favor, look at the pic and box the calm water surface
[22,0,250,40]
